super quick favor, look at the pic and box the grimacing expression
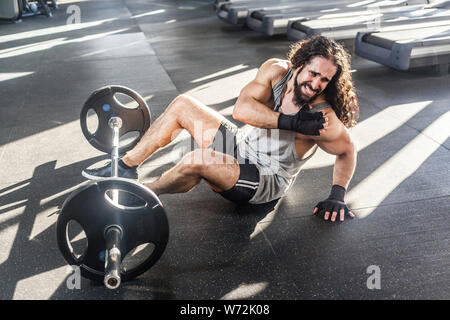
[293,56,337,108]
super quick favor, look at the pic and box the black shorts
[209,119,260,204]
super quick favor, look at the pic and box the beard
[293,69,321,110]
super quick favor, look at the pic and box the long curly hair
[287,35,359,127]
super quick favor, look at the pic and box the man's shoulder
[263,58,291,69]
[259,59,292,84]
[310,100,333,113]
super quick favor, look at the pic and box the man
[83,35,359,222]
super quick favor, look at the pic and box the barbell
[57,85,169,289]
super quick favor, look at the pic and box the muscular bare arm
[232,59,285,128]
[307,108,357,221]
[313,111,357,188]
[233,59,326,136]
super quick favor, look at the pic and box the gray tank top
[237,68,331,204]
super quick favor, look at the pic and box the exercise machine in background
[0,0,58,22]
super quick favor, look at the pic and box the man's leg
[122,94,225,167]
[145,149,240,195]
[82,94,229,179]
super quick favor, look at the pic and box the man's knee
[169,94,192,113]
[178,149,208,175]
[168,94,198,128]
[182,149,237,171]
[180,149,223,174]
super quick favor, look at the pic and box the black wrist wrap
[277,113,292,130]
[329,185,346,201]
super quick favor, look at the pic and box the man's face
[293,56,337,107]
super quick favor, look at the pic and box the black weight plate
[56,178,169,283]
[80,85,151,154]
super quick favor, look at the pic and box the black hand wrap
[315,185,352,218]
[277,110,325,136]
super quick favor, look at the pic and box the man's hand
[278,109,326,135]
[313,185,355,222]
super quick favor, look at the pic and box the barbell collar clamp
[108,117,123,129]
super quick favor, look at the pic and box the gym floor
[0,0,449,300]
